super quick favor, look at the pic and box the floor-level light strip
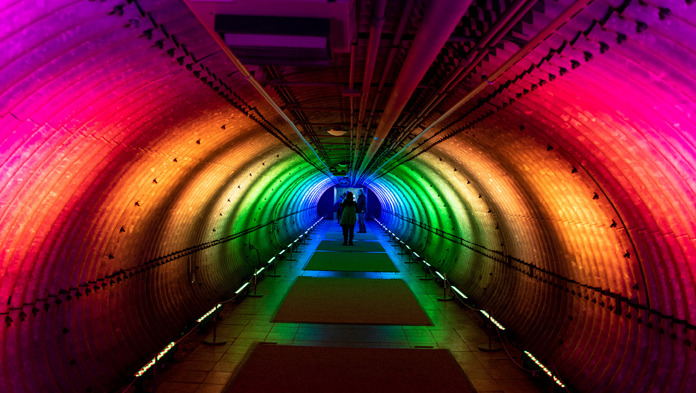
[134,342,176,377]
[235,282,250,294]
[524,351,565,388]
[451,286,468,299]
[196,304,221,323]
[480,310,506,330]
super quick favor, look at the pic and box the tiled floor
[133,220,545,393]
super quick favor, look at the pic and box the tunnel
[1,0,695,392]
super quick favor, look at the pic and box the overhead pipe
[356,0,417,183]
[348,40,357,177]
[364,0,595,184]
[393,0,539,147]
[182,1,336,183]
[353,0,474,183]
[350,0,387,182]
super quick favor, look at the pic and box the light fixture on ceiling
[327,128,347,136]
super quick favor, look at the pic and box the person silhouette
[356,189,367,233]
[339,192,357,245]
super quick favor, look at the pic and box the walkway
[136,220,543,393]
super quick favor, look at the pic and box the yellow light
[524,351,565,388]
[196,304,221,323]
[134,342,176,377]
[480,310,506,330]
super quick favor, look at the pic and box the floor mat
[225,344,475,393]
[273,277,431,325]
[304,251,397,272]
[325,231,377,240]
[316,240,386,252]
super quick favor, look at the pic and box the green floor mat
[325,231,377,240]
[304,251,397,272]
[316,240,386,252]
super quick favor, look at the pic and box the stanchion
[203,312,227,346]
[151,356,157,393]
[404,249,416,264]
[437,274,453,301]
[420,262,432,281]
[398,243,408,255]
[266,257,280,278]
[477,320,502,352]
[285,247,296,262]
[248,270,263,298]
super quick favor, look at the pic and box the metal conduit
[182,1,336,183]
[364,0,595,184]
[350,0,388,182]
[392,0,540,148]
[352,0,474,184]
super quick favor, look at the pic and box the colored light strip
[413,252,419,258]
[480,310,506,330]
[435,271,445,281]
[423,260,431,267]
[405,245,411,250]
[524,351,565,388]
[279,250,286,255]
[134,342,176,377]
[267,256,276,265]
[255,267,265,276]
[235,282,250,294]
[451,285,468,299]
[196,304,221,323]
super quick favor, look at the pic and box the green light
[235,282,249,294]
[451,286,468,299]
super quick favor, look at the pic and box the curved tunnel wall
[0,1,330,391]
[371,0,696,391]
[1,0,695,392]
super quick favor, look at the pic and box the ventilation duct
[185,0,354,65]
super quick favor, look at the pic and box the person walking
[356,189,367,233]
[339,192,357,245]
[335,193,344,224]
